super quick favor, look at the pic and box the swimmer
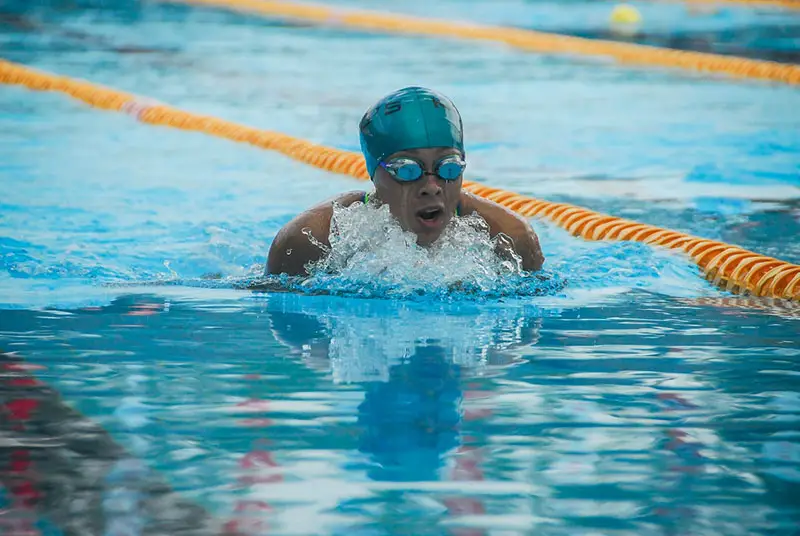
[267,86,544,276]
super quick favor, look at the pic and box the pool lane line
[164,0,800,86]
[0,58,797,301]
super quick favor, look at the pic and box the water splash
[260,200,566,300]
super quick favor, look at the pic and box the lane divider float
[167,0,800,85]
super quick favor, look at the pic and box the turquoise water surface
[1,1,799,534]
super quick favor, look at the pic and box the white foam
[302,200,531,298]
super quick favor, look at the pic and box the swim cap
[359,87,464,179]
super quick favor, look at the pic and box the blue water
[1,1,800,534]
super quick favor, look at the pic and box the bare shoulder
[267,190,366,276]
[460,191,545,272]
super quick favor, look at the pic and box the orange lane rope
[1,59,797,300]
[166,0,800,86]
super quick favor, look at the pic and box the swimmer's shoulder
[267,191,367,276]
[459,191,545,272]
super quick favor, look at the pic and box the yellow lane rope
[1,58,797,300]
[167,0,800,86]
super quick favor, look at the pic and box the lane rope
[1,58,797,300]
[166,0,800,86]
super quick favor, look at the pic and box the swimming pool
[1,0,799,534]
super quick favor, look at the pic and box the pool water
[1,0,799,534]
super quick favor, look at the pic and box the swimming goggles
[379,154,466,182]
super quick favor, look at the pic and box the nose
[417,173,442,197]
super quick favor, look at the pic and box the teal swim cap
[359,87,464,179]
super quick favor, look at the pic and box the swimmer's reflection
[266,294,542,527]
[357,344,462,482]
[266,293,542,384]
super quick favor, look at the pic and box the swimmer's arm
[461,192,545,272]
[266,213,330,276]
[505,219,545,272]
[266,191,365,276]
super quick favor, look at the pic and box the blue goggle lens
[381,156,466,182]
[437,159,466,180]
[392,160,424,181]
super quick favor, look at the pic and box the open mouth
[416,206,445,228]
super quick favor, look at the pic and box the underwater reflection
[1,290,797,534]
[265,293,544,532]
[265,292,543,383]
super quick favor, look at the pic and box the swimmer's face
[373,147,463,246]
